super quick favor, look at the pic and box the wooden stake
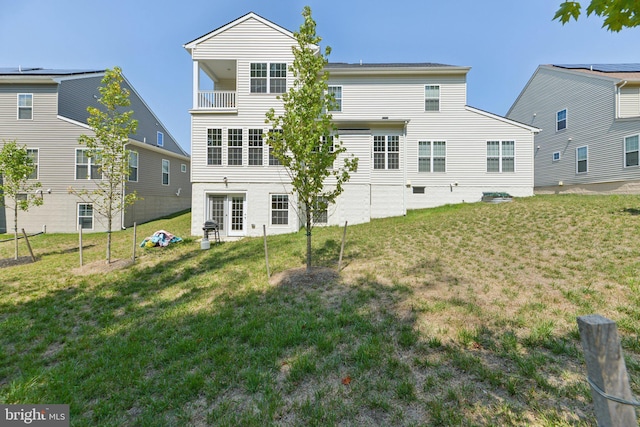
[132,222,137,263]
[263,224,270,278]
[338,221,348,272]
[79,225,83,267]
[21,229,36,262]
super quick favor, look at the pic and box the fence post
[577,314,638,427]
[263,224,270,278]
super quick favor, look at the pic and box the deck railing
[198,91,236,109]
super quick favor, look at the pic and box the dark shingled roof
[326,62,454,68]
[0,67,103,76]
[553,64,640,73]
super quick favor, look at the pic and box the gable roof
[183,12,295,52]
[326,62,470,76]
[0,68,105,83]
[549,64,640,83]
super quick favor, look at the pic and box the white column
[192,60,199,109]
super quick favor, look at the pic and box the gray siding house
[507,64,640,193]
[0,68,191,233]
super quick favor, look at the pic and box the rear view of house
[507,64,640,193]
[0,68,191,233]
[185,12,539,239]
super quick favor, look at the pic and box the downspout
[617,80,628,119]
[403,120,408,216]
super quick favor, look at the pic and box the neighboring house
[185,12,539,239]
[0,68,191,233]
[507,64,640,193]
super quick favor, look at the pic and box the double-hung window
[487,141,515,173]
[271,194,289,225]
[373,135,400,170]
[26,148,39,179]
[162,159,170,185]
[78,203,94,230]
[328,86,342,112]
[314,196,328,225]
[18,94,33,120]
[76,149,101,179]
[424,85,440,112]
[268,129,282,166]
[557,109,567,131]
[228,129,243,166]
[129,151,138,182]
[251,63,286,93]
[625,135,639,167]
[248,129,263,166]
[418,141,446,172]
[576,146,588,173]
[207,128,222,165]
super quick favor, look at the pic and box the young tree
[72,66,138,264]
[554,0,640,31]
[0,140,43,260]
[266,6,358,272]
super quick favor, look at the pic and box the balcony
[198,91,236,110]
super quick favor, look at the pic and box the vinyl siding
[620,86,640,118]
[508,66,640,189]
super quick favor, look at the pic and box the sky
[1,0,639,154]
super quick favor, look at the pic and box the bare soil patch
[269,266,339,287]
[72,258,133,276]
[0,256,34,269]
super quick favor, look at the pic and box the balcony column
[192,60,200,109]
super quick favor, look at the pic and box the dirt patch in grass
[0,256,34,269]
[72,258,133,276]
[269,266,339,287]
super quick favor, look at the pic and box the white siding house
[507,64,640,193]
[0,68,191,233]
[185,12,538,238]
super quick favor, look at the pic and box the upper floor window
[228,129,243,166]
[625,135,639,167]
[557,109,567,131]
[418,141,446,172]
[487,141,515,173]
[373,135,400,170]
[207,128,222,166]
[553,151,561,162]
[250,63,286,94]
[181,164,187,173]
[328,86,342,112]
[248,129,263,166]
[576,146,588,174]
[26,148,38,179]
[157,131,164,147]
[162,159,170,185]
[424,85,440,112]
[128,151,138,182]
[76,149,101,179]
[18,94,33,120]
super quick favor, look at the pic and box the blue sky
[1,0,638,153]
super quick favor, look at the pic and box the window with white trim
[576,146,588,173]
[250,63,286,93]
[373,135,400,170]
[248,129,263,166]
[553,151,561,162]
[162,159,170,185]
[487,141,515,173]
[424,85,440,111]
[181,164,187,173]
[228,129,243,166]
[271,194,289,225]
[557,109,567,131]
[26,148,38,180]
[418,141,446,172]
[128,151,138,182]
[18,94,32,120]
[157,131,164,147]
[328,86,342,111]
[207,128,222,165]
[625,135,639,167]
[314,196,328,225]
[76,149,101,179]
[268,129,282,166]
[78,203,94,230]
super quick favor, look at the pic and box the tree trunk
[106,214,112,265]
[13,200,18,260]
[306,206,312,272]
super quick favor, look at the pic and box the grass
[2,194,640,425]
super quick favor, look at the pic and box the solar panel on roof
[554,64,640,73]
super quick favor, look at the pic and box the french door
[207,194,246,237]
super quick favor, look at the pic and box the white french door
[207,194,246,237]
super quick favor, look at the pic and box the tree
[266,6,358,272]
[554,0,640,31]
[0,140,43,260]
[72,67,138,264]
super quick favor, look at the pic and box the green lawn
[2,194,640,426]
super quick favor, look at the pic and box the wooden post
[263,224,270,278]
[132,222,137,263]
[577,314,638,427]
[21,229,36,262]
[338,221,348,272]
[79,226,83,267]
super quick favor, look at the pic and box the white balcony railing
[198,91,236,109]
